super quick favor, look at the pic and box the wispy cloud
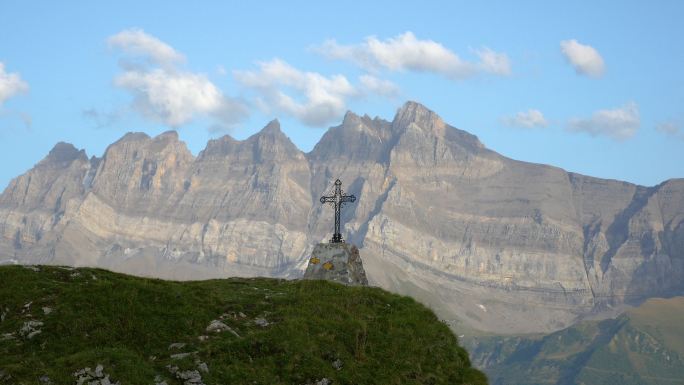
[108,28,184,66]
[655,121,684,140]
[107,28,247,129]
[314,31,511,79]
[235,59,357,127]
[560,39,605,77]
[0,62,29,106]
[502,109,549,128]
[568,102,639,140]
[82,107,129,129]
[359,75,400,98]
[475,47,512,76]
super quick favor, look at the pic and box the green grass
[628,296,684,357]
[0,265,487,385]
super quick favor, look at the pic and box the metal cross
[320,179,356,243]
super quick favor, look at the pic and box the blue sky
[0,1,682,188]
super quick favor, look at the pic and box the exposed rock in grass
[19,320,43,339]
[205,320,240,337]
[218,311,248,321]
[168,342,186,350]
[166,366,205,385]
[176,370,204,385]
[170,352,197,360]
[205,319,228,333]
[195,360,209,373]
[73,364,120,385]
[254,317,269,327]
[305,378,331,385]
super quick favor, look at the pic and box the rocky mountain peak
[260,119,282,134]
[309,110,393,163]
[196,120,303,163]
[392,101,445,132]
[38,142,87,167]
[154,130,179,142]
[117,132,151,143]
[342,110,363,126]
[100,131,190,165]
[248,120,301,156]
[145,130,189,156]
[200,134,239,158]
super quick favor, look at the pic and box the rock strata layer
[303,243,368,286]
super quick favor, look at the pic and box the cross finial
[320,179,356,243]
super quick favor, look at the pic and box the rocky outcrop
[1,101,683,333]
[73,365,120,385]
[303,243,368,286]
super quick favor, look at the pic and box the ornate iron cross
[320,179,356,243]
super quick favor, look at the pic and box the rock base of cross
[302,242,368,286]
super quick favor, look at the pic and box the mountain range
[1,101,682,335]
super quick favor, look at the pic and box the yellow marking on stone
[322,261,334,270]
[310,257,320,265]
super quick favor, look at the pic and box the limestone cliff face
[1,101,682,333]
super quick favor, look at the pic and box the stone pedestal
[303,242,368,286]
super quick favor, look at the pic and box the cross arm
[320,196,335,204]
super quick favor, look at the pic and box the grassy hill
[464,297,684,385]
[0,265,486,385]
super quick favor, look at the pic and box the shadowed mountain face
[1,101,683,333]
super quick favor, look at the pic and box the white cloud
[314,31,511,79]
[560,39,605,77]
[502,109,548,128]
[108,28,184,66]
[0,62,29,106]
[235,59,359,127]
[568,102,639,140]
[359,75,400,97]
[475,47,512,76]
[115,69,245,127]
[656,121,684,140]
[108,29,246,128]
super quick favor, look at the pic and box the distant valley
[465,296,684,385]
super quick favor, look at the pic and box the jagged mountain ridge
[1,101,683,334]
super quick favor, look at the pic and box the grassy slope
[628,297,684,357]
[464,297,684,385]
[0,265,486,385]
